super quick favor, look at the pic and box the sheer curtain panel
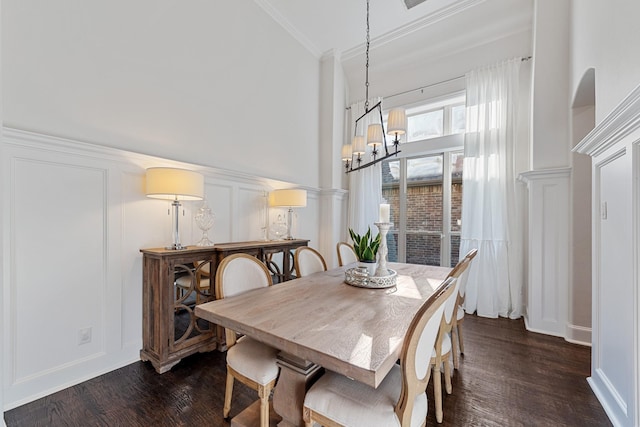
[460,58,523,319]
[347,98,383,235]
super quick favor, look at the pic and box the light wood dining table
[195,262,452,427]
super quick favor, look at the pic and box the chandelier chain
[365,0,370,111]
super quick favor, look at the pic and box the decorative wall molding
[518,168,571,338]
[578,88,640,426]
[252,0,322,58]
[341,0,487,61]
[2,128,294,190]
[2,127,329,409]
[574,82,640,157]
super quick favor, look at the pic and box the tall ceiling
[254,0,533,60]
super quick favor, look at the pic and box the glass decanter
[194,199,215,246]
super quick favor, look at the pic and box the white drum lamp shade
[145,167,204,250]
[269,189,307,208]
[145,167,204,201]
[269,189,307,240]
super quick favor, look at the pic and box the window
[381,93,465,267]
[386,94,465,144]
[382,151,463,267]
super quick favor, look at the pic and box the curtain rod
[346,55,533,109]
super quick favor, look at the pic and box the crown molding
[253,0,322,58]
[342,0,486,61]
[573,82,640,157]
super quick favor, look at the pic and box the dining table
[195,261,452,427]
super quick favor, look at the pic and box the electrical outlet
[78,327,92,345]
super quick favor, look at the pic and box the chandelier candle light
[342,0,407,173]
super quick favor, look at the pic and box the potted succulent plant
[349,227,381,276]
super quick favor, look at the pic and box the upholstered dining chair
[452,248,478,369]
[215,254,279,427]
[175,260,211,305]
[431,257,471,423]
[303,277,456,427]
[294,246,327,277]
[336,241,358,267]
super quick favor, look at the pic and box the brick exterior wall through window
[382,181,462,267]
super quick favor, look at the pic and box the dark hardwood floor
[5,315,611,427]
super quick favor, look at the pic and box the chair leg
[258,384,270,427]
[443,355,452,394]
[458,320,465,355]
[303,407,313,427]
[433,363,443,423]
[452,326,460,370]
[223,370,234,419]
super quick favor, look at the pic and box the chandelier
[342,0,406,174]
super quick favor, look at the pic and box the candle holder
[374,222,393,276]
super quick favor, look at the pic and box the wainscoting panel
[2,128,325,410]
[11,158,108,382]
[519,168,571,338]
[574,83,640,427]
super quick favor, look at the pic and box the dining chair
[452,248,479,369]
[175,260,211,305]
[336,241,358,267]
[302,276,456,427]
[431,257,471,423]
[215,254,279,427]
[294,246,327,277]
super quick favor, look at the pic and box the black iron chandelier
[342,0,406,174]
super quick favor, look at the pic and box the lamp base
[165,243,189,250]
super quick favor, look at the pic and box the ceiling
[254,0,532,59]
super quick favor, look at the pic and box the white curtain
[460,58,523,319]
[347,98,383,235]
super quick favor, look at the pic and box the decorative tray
[344,268,397,289]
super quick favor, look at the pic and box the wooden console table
[140,239,309,374]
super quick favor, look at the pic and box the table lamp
[146,167,204,250]
[269,189,307,240]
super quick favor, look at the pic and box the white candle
[379,203,390,223]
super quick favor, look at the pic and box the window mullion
[398,157,407,263]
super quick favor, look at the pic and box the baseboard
[524,316,592,346]
[523,315,565,338]
[587,376,624,427]
[566,323,592,346]
[4,354,140,411]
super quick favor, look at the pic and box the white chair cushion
[457,305,464,320]
[431,333,452,358]
[304,365,427,427]
[227,336,279,385]
[175,276,210,290]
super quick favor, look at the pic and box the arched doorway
[569,68,595,344]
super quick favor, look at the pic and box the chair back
[458,248,478,298]
[294,247,327,277]
[395,277,456,425]
[442,258,470,324]
[336,242,358,267]
[215,254,273,347]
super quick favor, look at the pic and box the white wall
[1,1,320,188]
[0,0,5,422]
[571,1,640,425]
[571,1,640,121]
[1,128,322,409]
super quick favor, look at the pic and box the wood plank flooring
[5,315,611,426]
